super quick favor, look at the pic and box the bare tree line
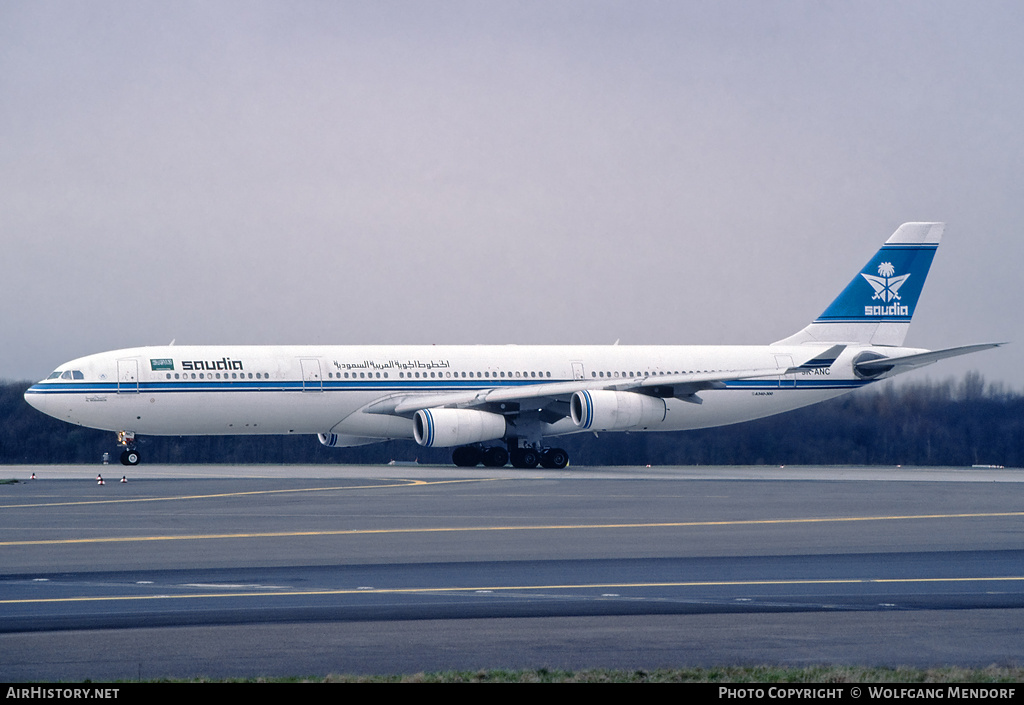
[2,373,1020,467]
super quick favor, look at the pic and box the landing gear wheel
[482,446,509,467]
[452,446,482,467]
[510,448,539,468]
[540,448,569,469]
[120,450,140,466]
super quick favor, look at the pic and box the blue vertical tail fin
[773,222,943,347]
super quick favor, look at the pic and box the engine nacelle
[413,408,507,448]
[318,433,385,448]
[571,390,667,431]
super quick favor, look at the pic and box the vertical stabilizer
[773,222,943,347]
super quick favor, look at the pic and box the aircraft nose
[24,384,58,418]
[25,385,42,407]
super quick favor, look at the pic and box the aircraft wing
[382,368,780,415]
[382,346,846,415]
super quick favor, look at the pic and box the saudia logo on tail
[861,262,910,317]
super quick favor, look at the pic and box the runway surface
[1,463,1023,680]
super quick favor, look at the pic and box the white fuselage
[24,343,900,444]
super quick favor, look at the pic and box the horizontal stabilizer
[854,343,1004,375]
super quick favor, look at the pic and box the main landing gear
[116,431,140,466]
[452,446,508,467]
[451,444,569,469]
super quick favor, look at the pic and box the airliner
[24,222,999,468]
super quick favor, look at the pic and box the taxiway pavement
[2,464,1022,680]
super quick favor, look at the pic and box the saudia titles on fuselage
[181,358,245,372]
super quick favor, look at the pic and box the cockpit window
[49,370,84,380]
[47,371,62,379]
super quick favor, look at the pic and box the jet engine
[570,390,667,431]
[318,433,385,448]
[413,408,507,448]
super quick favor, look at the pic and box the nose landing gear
[116,431,140,466]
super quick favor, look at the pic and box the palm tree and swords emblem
[861,261,911,303]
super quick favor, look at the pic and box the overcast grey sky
[1,1,1020,386]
